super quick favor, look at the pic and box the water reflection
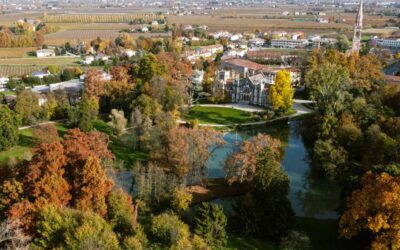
[115,120,341,219]
[206,120,340,219]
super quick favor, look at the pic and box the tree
[73,157,114,217]
[0,219,30,250]
[234,149,294,239]
[84,69,106,99]
[108,109,127,136]
[225,133,281,183]
[32,123,59,144]
[336,34,350,52]
[34,206,119,250]
[340,171,400,249]
[193,202,227,247]
[0,106,20,151]
[14,90,41,124]
[269,70,294,112]
[150,212,195,248]
[305,62,352,138]
[171,187,192,215]
[78,95,99,132]
[107,188,140,239]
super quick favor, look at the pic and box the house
[318,18,329,24]
[271,38,309,49]
[122,49,136,57]
[37,93,48,106]
[36,49,55,58]
[82,55,95,65]
[31,70,50,79]
[140,26,149,32]
[184,44,224,61]
[248,38,266,47]
[151,20,159,26]
[221,58,301,85]
[0,77,9,91]
[192,70,204,91]
[96,53,110,62]
[231,73,271,107]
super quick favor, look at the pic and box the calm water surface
[206,120,340,219]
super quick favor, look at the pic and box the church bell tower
[351,0,363,53]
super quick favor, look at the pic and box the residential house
[122,49,136,57]
[36,49,56,58]
[96,53,110,62]
[31,70,50,79]
[82,55,95,65]
[0,77,9,91]
[184,44,224,61]
[248,38,266,47]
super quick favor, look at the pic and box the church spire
[351,0,363,53]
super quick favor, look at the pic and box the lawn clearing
[0,121,147,167]
[185,106,260,125]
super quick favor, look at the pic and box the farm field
[0,65,102,77]
[0,47,36,58]
[0,57,80,66]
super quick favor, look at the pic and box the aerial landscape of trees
[0,20,400,248]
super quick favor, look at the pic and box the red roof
[223,58,301,73]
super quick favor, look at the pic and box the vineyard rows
[0,65,102,77]
[43,13,164,24]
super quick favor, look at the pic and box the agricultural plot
[44,29,121,45]
[0,65,102,77]
[0,57,80,66]
[43,13,164,23]
[0,47,36,58]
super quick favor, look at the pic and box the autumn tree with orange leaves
[340,171,400,249]
[225,134,282,183]
[84,69,106,99]
[149,126,223,184]
[0,128,139,237]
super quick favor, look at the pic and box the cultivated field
[44,30,120,45]
[0,47,37,58]
[0,57,80,65]
[0,65,102,77]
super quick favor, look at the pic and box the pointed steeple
[351,0,363,53]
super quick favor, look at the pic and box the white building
[82,55,95,65]
[122,49,136,57]
[96,53,110,62]
[248,38,266,47]
[372,38,400,49]
[0,77,9,91]
[31,70,50,79]
[271,39,309,49]
[36,49,55,58]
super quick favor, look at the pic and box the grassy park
[185,106,261,125]
[0,120,147,167]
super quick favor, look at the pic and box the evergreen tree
[193,202,227,247]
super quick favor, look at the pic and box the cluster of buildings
[212,58,301,107]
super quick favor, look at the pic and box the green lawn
[0,123,69,164]
[0,121,147,167]
[93,120,148,168]
[185,106,261,125]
